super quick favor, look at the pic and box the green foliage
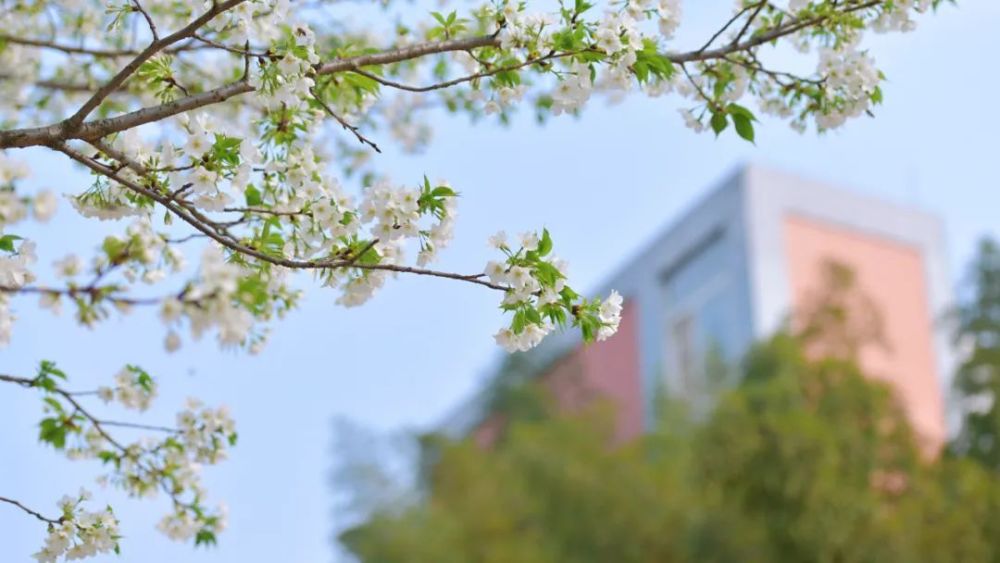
[417,176,458,220]
[728,103,757,143]
[632,40,674,84]
[136,55,182,103]
[950,237,1000,470]
[342,333,1000,562]
[0,233,21,252]
[427,11,469,40]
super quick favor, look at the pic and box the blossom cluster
[152,398,236,544]
[31,490,119,563]
[30,362,236,555]
[493,0,682,118]
[0,158,55,343]
[97,365,158,411]
[473,0,940,138]
[814,46,881,130]
[167,245,257,350]
[485,230,622,353]
[0,239,36,345]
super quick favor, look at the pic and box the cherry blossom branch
[221,206,308,217]
[191,34,270,57]
[673,0,882,64]
[730,1,770,47]
[0,284,194,307]
[97,419,176,433]
[696,1,766,54]
[346,49,581,93]
[309,88,382,153]
[0,1,882,150]
[680,63,719,110]
[0,34,136,57]
[0,496,62,525]
[0,34,241,59]
[56,141,508,291]
[63,0,250,131]
[1,373,123,450]
[1,372,178,436]
[313,34,499,75]
[724,53,824,87]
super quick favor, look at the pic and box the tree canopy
[950,237,1000,469]
[342,332,1000,562]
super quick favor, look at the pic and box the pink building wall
[545,301,645,442]
[783,214,946,453]
[472,301,645,446]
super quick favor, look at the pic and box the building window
[671,314,696,395]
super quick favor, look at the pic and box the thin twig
[132,0,159,41]
[347,49,578,93]
[222,206,308,217]
[310,88,381,153]
[98,420,177,433]
[0,34,135,57]
[192,34,269,57]
[0,496,61,525]
[0,284,190,307]
[696,1,764,54]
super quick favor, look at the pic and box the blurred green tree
[951,237,1000,470]
[342,331,1000,562]
[341,254,1000,562]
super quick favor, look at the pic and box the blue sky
[2,2,999,562]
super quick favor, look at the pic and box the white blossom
[33,191,58,222]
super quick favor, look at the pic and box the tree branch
[63,0,250,131]
[310,88,381,153]
[696,1,765,54]
[0,496,62,525]
[347,49,578,93]
[57,141,508,291]
[0,34,136,57]
[132,0,160,41]
[730,1,770,47]
[0,0,881,150]
[0,284,195,307]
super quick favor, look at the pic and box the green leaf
[431,186,456,198]
[871,86,883,105]
[39,418,67,449]
[43,397,64,414]
[511,309,526,334]
[0,234,22,252]
[39,360,66,380]
[732,113,755,143]
[726,103,756,121]
[537,229,553,257]
[525,307,542,325]
[244,185,262,207]
[710,112,728,136]
[194,530,218,547]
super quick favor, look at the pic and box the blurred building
[447,165,954,452]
